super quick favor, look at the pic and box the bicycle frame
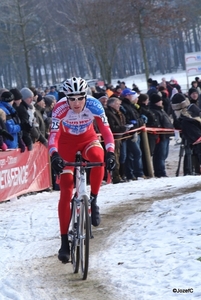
[63,151,104,280]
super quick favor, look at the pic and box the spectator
[0,88,8,97]
[10,88,26,152]
[110,85,122,98]
[138,93,160,154]
[159,77,167,89]
[0,91,21,149]
[191,81,201,94]
[167,77,181,98]
[132,83,141,94]
[43,96,54,137]
[158,86,171,115]
[120,81,127,90]
[0,109,10,151]
[105,84,114,98]
[188,88,200,108]
[120,88,146,180]
[17,88,35,150]
[47,86,59,101]
[94,92,108,108]
[149,93,174,177]
[171,93,201,175]
[147,80,159,97]
[44,87,50,95]
[105,97,127,183]
[195,77,201,89]
[34,94,48,147]
[44,96,55,117]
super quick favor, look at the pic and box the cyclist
[49,77,116,263]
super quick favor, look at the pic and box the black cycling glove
[106,152,116,171]
[51,152,65,175]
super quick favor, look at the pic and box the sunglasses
[68,96,86,101]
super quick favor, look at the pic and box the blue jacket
[47,91,59,101]
[0,101,21,148]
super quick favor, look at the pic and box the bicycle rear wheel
[79,195,90,280]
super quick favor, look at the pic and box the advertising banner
[185,52,201,76]
[0,143,51,202]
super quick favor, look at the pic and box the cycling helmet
[63,77,88,96]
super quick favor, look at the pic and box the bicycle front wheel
[79,195,90,280]
[70,201,80,274]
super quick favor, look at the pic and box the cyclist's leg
[83,140,104,194]
[57,171,74,262]
[57,147,76,262]
[83,141,104,226]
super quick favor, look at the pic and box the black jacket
[149,103,174,139]
[14,101,33,150]
[139,104,159,128]
[121,98,144,128]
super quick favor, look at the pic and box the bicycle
[63,151,104,280]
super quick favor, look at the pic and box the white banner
[185,52,201,76]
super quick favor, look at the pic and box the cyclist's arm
[94,115,115,152]
[48,98,68,156]
[48,116,61,156]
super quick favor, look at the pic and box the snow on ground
[1,174,201,300]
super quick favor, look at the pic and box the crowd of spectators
[1,76,201,189]
[90,75,201,182]
[0,86,57,152]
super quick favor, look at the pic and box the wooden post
[141,127,154,178]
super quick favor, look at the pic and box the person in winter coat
[188,88,200,108]
[149,93,174,177]
[34,94,48,147]
[16,88,38,151]
[138,93,160,176]
[0,109,14,151]
[43,96,55,138]
[105,97,127,183]
[171,93,201,175]
[10,88,26,152]
[0,91,21,149]
[120,88,146,180]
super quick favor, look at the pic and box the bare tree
[0,0,50,87]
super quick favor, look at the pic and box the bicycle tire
[70,201,80,273]
[79,195,90,280]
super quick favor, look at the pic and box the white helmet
[63,77,88,96]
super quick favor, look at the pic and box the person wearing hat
[149,93,174,178]
[14,87,36,151]
[47,86,59,101]
[9,88,26,152]
[138,93,160,176]
[34,94,48,147]
[0,108,14,151]
[147,80,159,97]
[120,88,146,180]
[104,97,127,184]
[188,87,200,108]
[0,91,21,149]
[171,93,201,175]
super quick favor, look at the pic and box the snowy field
[112,70,197,94]
[1,174,201,300]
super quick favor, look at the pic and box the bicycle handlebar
[63,161,105,168]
